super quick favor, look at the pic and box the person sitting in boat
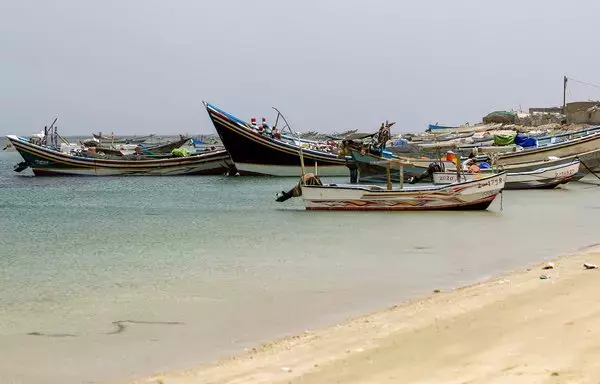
[462,158,481,173]
[250,117,259,131]
[261,118,273,137]
[272,126,281,140]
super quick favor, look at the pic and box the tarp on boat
[493,133,516,146]
[483,111,517,124]
[171,147,190,157]
[514,133,537,148]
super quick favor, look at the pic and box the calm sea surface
[1,148,600,383]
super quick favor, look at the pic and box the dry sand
[129,248,600,384]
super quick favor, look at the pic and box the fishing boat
[426,123,502,135]
[496,130,600,165]
[92,133,154,144]
[433,160,581,190]
[204,102,348,176]
[277,165,505,211]
[84,135,191,155]
[350,149,455,183]
[6,135,233,176]
[138,136,191,154]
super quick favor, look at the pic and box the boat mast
[272,107,306,179]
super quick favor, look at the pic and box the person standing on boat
[261,118,273,137]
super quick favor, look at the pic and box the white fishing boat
[433,160,580,190]
[277,157,505,211]
[299,172,505,210]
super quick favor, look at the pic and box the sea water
[1,150,600,383]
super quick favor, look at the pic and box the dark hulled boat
[204,102,348,176]
[7,135,233,176]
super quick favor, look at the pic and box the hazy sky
[1,0,600,135]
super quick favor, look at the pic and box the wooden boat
[6,135,233,176]
[140,136,191,154]
[497,131,600,165]
[84,136,190,155]
[350,149,455,183]
[92,133,154,144]
[433,161,581,190]
[426,123,502,135]
[428,124,458,131]
[286,170,505,211]
[535,125,600,146]
[495,148,600,178]
[204,102,347,176]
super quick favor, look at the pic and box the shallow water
[1,150,600,383]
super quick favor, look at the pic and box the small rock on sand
[584,263,598,269]
[542,262,555,270]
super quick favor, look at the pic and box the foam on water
[1,151,600,383]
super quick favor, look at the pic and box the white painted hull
[433,161,580,190]
[301,173,505,211]
[235,162,348,177]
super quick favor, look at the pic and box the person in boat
[338,140,351,158]
[272,126,281,140]
[261,118,273,137]
[462,158,481,173]
[444,150,457,164]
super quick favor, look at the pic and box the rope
[568,77,600,90]
[576,156,600,186]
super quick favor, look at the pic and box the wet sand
[130,247,600,384]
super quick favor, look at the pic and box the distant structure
[564,101,600,124]
[526,101,600,125]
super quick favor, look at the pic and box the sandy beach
[129,246,600,384]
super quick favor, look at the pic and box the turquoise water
[1,150,600,383]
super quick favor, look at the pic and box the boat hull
[7,135,233,176]
[204,103,347,177]
[433,161,580,190]
[302,173,505,211]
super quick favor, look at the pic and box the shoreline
[127,244,600,384]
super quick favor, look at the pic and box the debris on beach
[539,274,550,280]
[542,262,555,270]
[584,263,598,269]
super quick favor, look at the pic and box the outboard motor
[276,173,322,202]
[410,162,441,184]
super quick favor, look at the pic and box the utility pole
[563,75,568,113]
